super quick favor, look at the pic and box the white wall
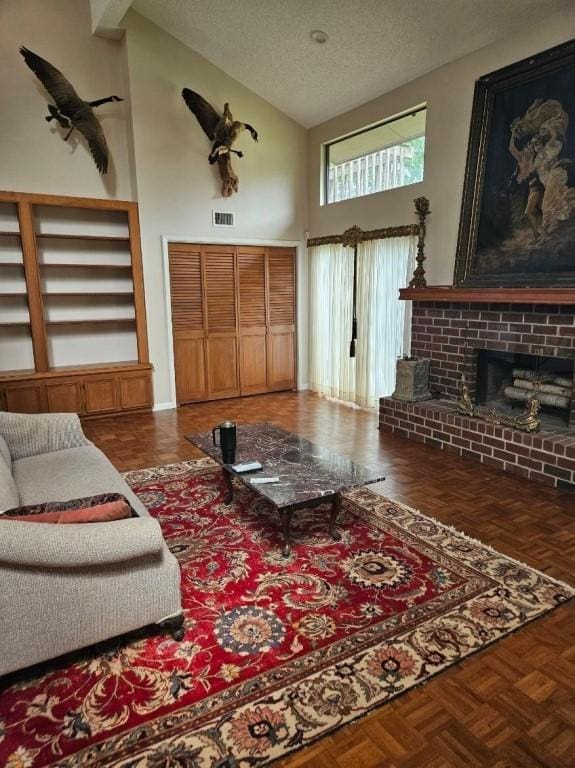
[5,1,571,407]
[123,11,308,406]
[0,2,308,408]
[307,6,575,286]
[0,0,134,200]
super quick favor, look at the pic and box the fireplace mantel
[399,286,575,304]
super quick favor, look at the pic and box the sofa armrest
[0,518,165,568]
[0,412,91,460]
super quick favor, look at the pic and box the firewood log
[512,368,553,382]
[504,386,570,409]
[553,376,573,388]
[513,379,572,397]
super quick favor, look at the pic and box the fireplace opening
[476,350,574,430]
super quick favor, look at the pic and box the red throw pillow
[4,500,131,524]
[2,493,136,518]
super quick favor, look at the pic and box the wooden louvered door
[169,243,295,404]
[267,247,296,391]
[204,246,240,399]
[168,245,208,403]
[238,247,268,395]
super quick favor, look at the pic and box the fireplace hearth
[476,350,574,430]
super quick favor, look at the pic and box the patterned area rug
[0,459,572,768]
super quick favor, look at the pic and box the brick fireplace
[379,290,575,492]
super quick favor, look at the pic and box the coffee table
[186,423,385,556]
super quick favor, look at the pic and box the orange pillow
[6,500,131,524]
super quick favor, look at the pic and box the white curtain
[309,244,355,403]
[309,236,415,409]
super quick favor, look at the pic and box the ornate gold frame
[454,39,575,288]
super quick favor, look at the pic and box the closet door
[169,245,208,403]
[267,247,296,391]
[204,246,240,399]
[238,247,268,395]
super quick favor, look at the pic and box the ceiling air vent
[212,210,235,228]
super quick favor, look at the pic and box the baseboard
[153,402,176,412]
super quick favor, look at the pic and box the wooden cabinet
[0,190,153,417]
[84,376,118,414]
[1,381,45,413]
[119,371,152,410]
[168,243,296,404]
[45,378,84,413]
[0,364,153,418]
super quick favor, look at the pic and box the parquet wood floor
[83,392,575,768]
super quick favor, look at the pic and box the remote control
[250,476,280,484]
[232,461,263,473]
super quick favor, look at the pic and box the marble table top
[186,422,385,509]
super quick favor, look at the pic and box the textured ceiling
[132,0,572,128]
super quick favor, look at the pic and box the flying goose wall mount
[182,88,258,197]
[20,46,123,174]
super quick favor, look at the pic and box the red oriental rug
[0,459,572,768]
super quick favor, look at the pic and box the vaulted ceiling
[124,0,571,128]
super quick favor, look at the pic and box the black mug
[212,421,237,464]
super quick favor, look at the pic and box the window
[324,106,426,205]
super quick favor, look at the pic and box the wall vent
[212,210,235,227]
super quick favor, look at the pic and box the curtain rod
[306,196,430,289]
[307,224,417,247]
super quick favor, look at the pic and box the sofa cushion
[0,437,18,512]
[3,499,131,523]
[12,445,148,517]
[0,412,90,461]
[3,492,137,518]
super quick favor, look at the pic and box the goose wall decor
[20,46,123,174]
[182,88,258,196]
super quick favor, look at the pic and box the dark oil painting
[455,40,575,287]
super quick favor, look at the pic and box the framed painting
[454,38,575,287]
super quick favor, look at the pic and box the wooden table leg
[222,468,234,505]
[281,509,293,557]
[330,493,343,541]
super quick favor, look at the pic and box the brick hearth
[379,301,575,491]
[379,397,575,491]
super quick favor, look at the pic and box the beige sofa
[0,412,183,678]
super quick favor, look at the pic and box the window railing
[327,139,424,204]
